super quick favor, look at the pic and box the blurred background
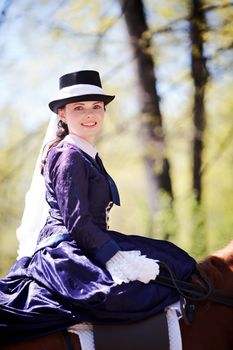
[0,0,232,276]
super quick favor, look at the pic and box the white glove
[106,250,160,285]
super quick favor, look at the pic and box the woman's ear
[58,108,66,123]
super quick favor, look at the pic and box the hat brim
[49,94,115,114]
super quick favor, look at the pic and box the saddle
[93,311,169,350]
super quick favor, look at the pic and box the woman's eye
[74,106,83,111]
[94,105,102,109]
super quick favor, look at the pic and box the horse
[1,241,233,350]
[180,240,233,350]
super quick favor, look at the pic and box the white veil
[16,114,59,259]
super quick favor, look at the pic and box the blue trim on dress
[95,239,120,265]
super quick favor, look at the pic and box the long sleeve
[47,145,120,265]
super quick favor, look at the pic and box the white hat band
[58,84,105,99]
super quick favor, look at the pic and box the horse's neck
[181,242,233,350]
[198,242,233,291]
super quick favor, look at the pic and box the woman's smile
[81,121,98,127]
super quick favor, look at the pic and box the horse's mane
[197,240,233,290]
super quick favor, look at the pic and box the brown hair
[41,119,69,174]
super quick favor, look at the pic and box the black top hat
[49,70,115,113]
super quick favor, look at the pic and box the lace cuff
[106,250,160,285]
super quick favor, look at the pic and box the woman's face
[58,100,105,144]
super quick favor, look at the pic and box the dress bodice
[37,142,117,259]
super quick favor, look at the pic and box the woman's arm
[48,146,120,265]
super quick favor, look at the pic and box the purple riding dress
[0,135,196,343]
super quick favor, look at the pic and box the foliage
[0,113,45,276]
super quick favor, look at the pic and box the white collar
[63,134,97,159]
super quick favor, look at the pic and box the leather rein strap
[153,262,233,308]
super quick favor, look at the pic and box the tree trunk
[119,0,173,219]
[190,0,209,202]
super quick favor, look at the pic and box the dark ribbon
[95,153,121,206]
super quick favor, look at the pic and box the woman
[0,70,196,342]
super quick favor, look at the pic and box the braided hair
[41,119,69,174]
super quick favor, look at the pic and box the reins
[153,261,233,308]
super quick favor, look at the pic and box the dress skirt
[0,230,196,343]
